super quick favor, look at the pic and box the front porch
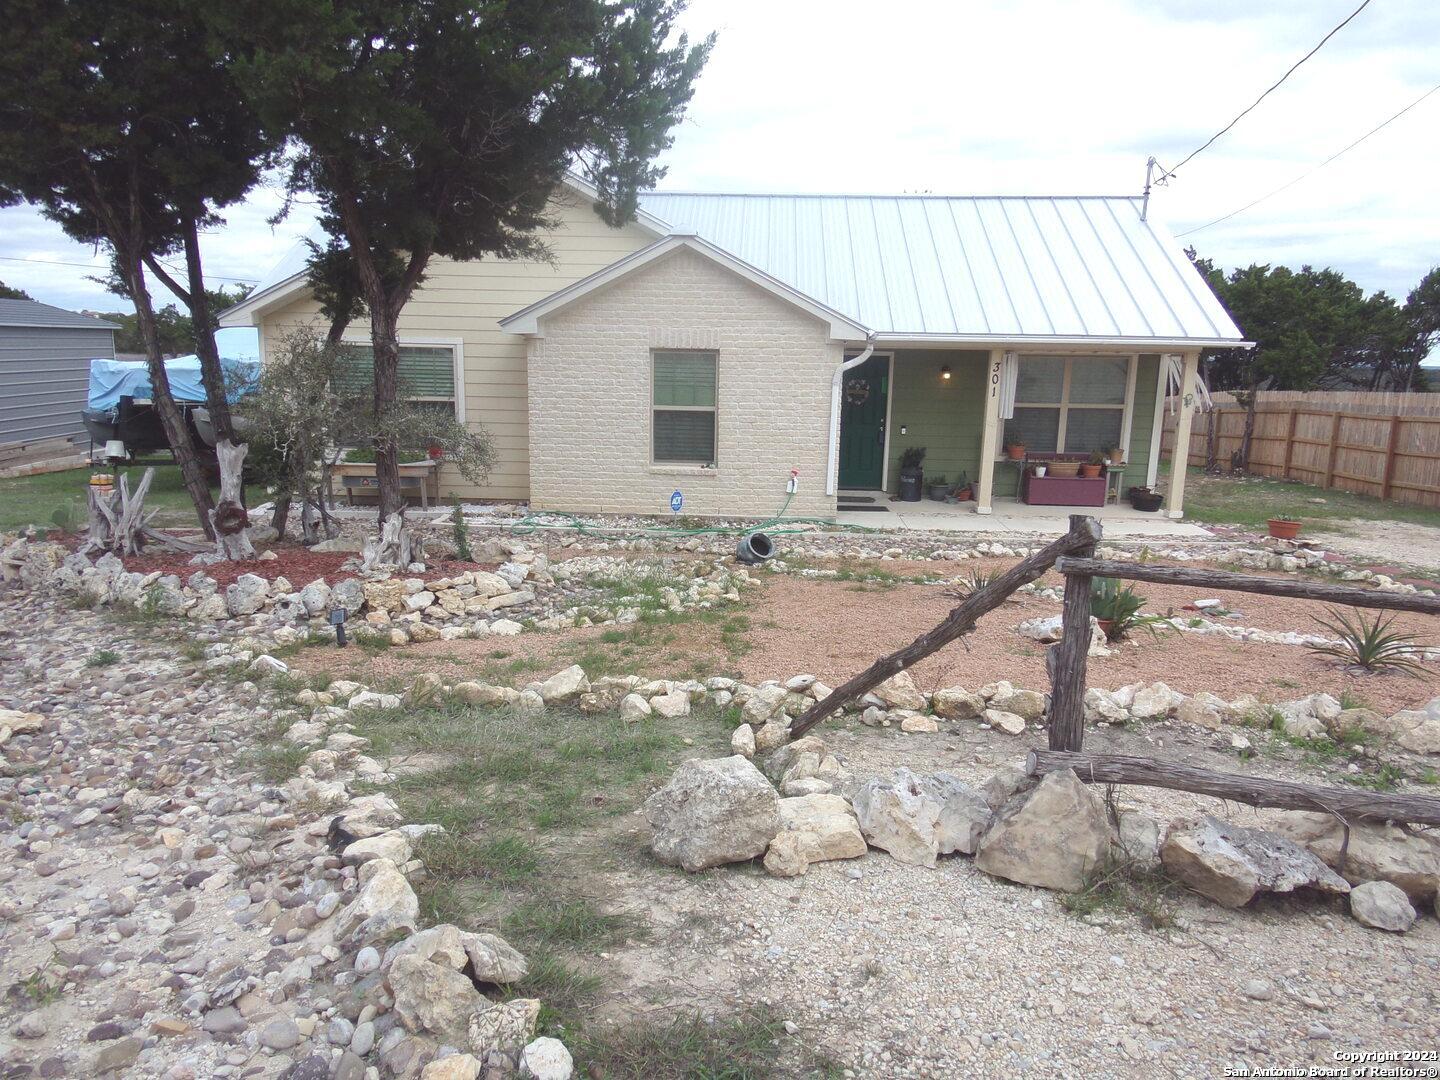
[834,346,1202,520]
[833,489,1209,536]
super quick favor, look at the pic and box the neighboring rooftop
[0,299,120,331]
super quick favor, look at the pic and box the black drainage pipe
[735,531,775,565]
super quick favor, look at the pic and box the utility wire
[0,253,258,283]
[1161,0,1374,180]
[1177,80,1440,237]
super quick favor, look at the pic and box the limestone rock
[1349,880,1416,932]
[452,682,519,708]
[382,925,470,974]
[983,709,1027,736]
[539,665,589,704]
[1161,816,1351,908]
[342,830,413,867]
[1397,718,1440,755]
[334,859,419,942]
[1272,812,1440,903]
[917,773,992,855]
[468,998,541,1058]
[874,671,927,711]
[519,1036,574,1080]
[618,693,652,723]
[852,769,941,868]
[730,724,756,757]
[931,686,984,720]
[900,714,939,734]
[389,953,485,1040]
[990,687,1045,722]
[421,1056,482,1080]
[975,769,1112,892]
[767,793,866,874]
[459,931,528,983]
[650,690,691,719]
[643,756,781,871]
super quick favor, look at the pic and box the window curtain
[998,350,1019,420]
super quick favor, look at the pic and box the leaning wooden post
[788,514,1103,741]
[1046,513,1097,752]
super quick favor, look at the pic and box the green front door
[838,354,888,489]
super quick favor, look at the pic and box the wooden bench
[330,460,441,508]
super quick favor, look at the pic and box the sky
[2,0,1436,317]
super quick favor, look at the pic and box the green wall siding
[884,350,988,492]
[1123,355,1160,489]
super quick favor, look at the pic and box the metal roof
[636,192,1244,345]
[0,299,120,330]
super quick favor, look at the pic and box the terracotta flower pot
[1006,444,1026,461]
[1079,463,1102,478]
[1096,618,1115,641]
[1267,518,1302,540]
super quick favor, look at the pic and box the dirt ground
[290,556,1439,717]
[1306,519,1440,578]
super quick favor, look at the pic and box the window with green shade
[653,350,717,464]
[338,344,458,417]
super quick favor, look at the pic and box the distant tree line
[92,285,252,357]
[1189,253,1439,394]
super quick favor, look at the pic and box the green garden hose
[506,491,884,540]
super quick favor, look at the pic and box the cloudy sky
[2,0,1436,315]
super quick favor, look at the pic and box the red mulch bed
[121,542,490,588]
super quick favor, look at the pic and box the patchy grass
[0,463,264,532]
[1180,469,1440,532]
[568,1005,844,1080]
[1060,861,1180,931]
[86,648,121,668]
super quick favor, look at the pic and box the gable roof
[635,193,1245,347]
[0,299,120,331]
[498,233,870,340]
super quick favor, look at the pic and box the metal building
[0,299,119,450]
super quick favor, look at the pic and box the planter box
[330,459,441,508]
[1021,472,1105,507]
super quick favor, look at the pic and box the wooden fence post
[1381,415,1402,500]
[1281,408,1298,481]
[1323,411,1343,489]
[1046,514,1097,752]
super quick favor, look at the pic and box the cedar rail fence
[1159,391,1440,509]
[788,514,1440,827]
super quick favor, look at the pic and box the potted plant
[1128,487,1163,512]
[927,474,950,501]
[898,447,926,502]
[1091,577,1165,642]
[1107,446,1125,466]
[1032,463,1048,478]
[951,471,972,501]
[1267,517,1302,540]
[1080,451,1104,478]
[1005,441,1026,461]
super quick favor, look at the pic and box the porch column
[974,349,1003,515]
[1163,350,1200,519]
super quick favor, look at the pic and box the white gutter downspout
[826,335,877,496]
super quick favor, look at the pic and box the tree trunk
[270,491,292,541]
[81,468,207,556]
[182,213,234,443]
[123,253,216,538]
[209,439,255,560]
[360,513,425,572]
[369,302,403,522]
[788,516,1104,741]
[1027,750,1440,828]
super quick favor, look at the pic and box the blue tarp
[86,328,260,411]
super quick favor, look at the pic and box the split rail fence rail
[1159,391,1440,509]
[790,515,1440,828]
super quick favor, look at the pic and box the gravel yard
[290,555,1439,718]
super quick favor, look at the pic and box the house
[0,299,118,450]
[220,177,1246,520]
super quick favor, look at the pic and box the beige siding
[254,190,655,501]
[528,248,841,518]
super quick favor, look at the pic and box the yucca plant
[1090,577,1166,642]
[1308,607,1430,676]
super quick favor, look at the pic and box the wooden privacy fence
[1159,391,1440,509]
[788,515,1440,827]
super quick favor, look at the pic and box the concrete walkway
[834,495,1212,538]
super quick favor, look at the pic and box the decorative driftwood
[1044,515,1097,752]
[209,439,256,561]
[1055,557,1440,616]
[1027,750,1440,828]
[81,469,205,556]
[787,515,1104,741]
[360,513,425,572]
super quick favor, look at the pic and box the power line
[1161,0,1374,181]
[0,253,258,283]
[1177,80,1440,238]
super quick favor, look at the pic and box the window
[652,350,717,464]
[1004,355,1131,455]
[338,343,458,419]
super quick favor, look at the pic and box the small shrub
[1090,578,1166,642]
[450,497,472,561]
[1307,607,1429,677]
[86,648,121,668]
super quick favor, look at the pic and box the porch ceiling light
[940,365,952,381]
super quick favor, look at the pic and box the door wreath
[844,379,871,406]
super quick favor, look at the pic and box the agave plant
[1090,578,1166,642]
[1308,607,1430,676]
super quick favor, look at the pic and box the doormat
[838,502,888,512]
[838,494,877,503]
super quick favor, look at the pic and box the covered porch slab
[833,493,1211,537]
